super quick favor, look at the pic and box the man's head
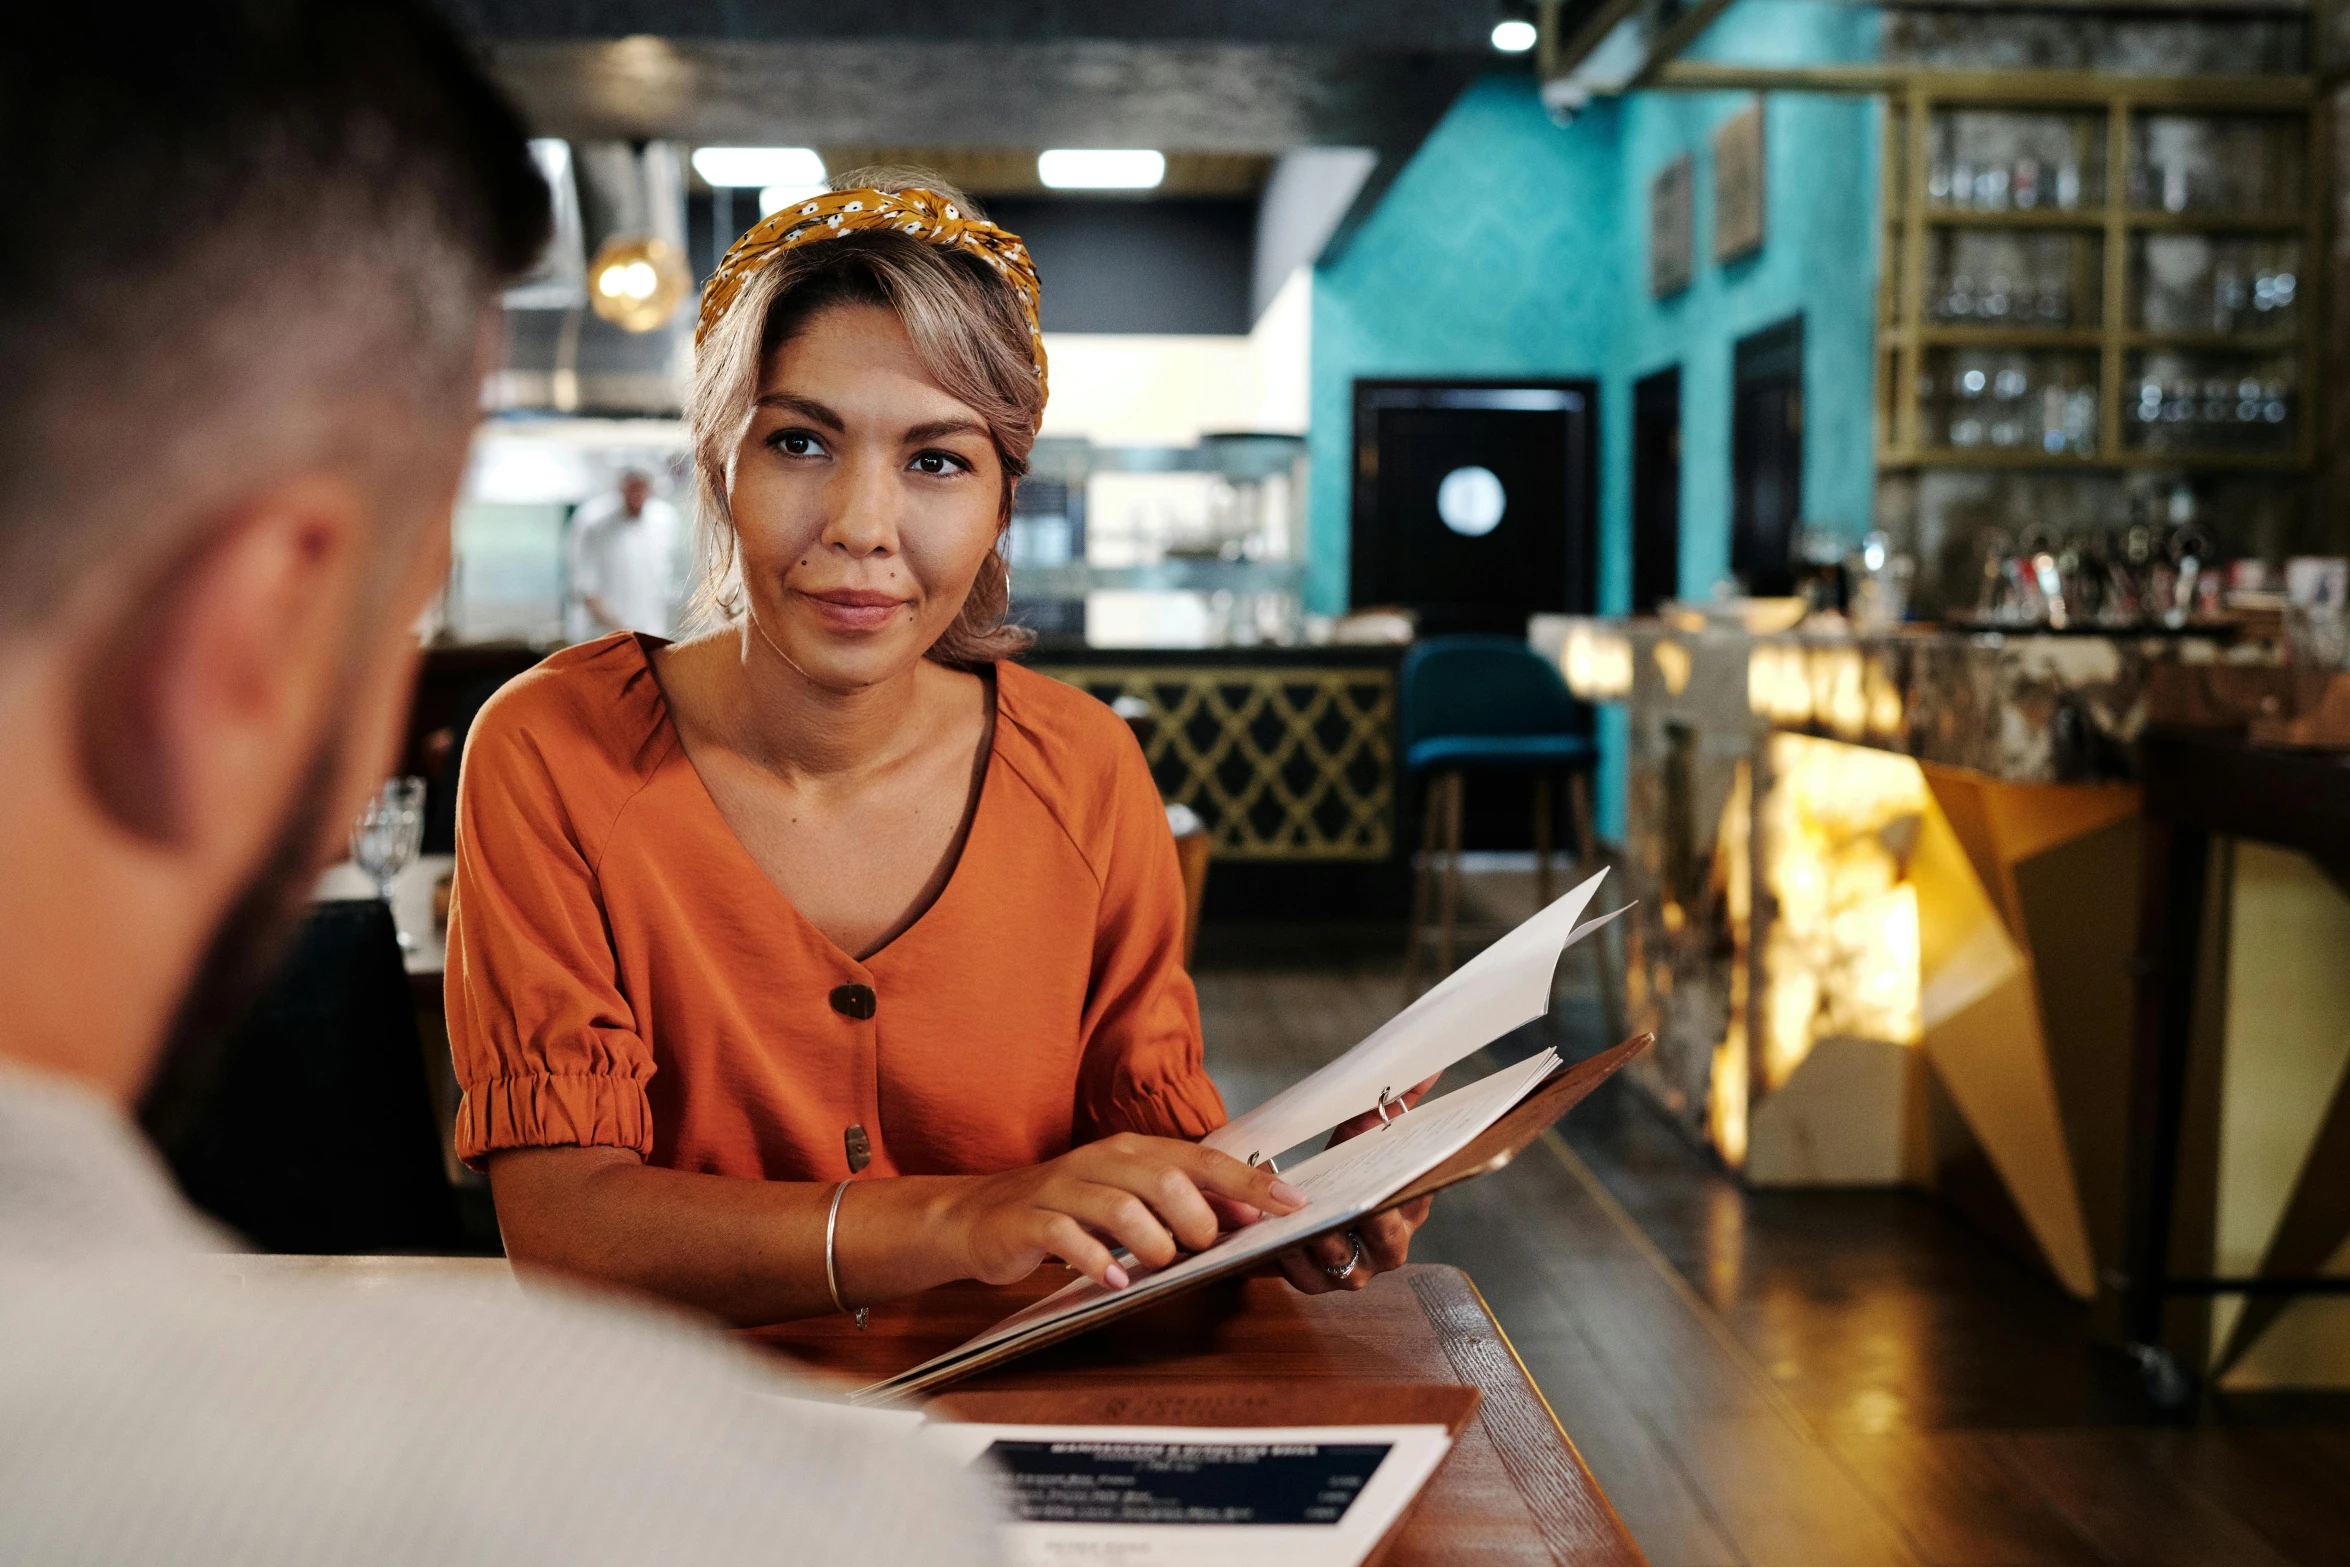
[619,471,654,517]
[0,2,547,1100]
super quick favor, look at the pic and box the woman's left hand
[1271,1073,1441,1294]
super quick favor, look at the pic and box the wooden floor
[1193,870,2350,1567]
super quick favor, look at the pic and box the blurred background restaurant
[211,1,2350,1561]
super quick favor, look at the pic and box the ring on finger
[1320,1229,1366,1282]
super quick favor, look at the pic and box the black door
[1632,366,1682,615]
[1350,381,1596,637]
[1731,317,1804,597]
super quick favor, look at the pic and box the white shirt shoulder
[0,1261,1000,1567]
[0,1070,1000,1567]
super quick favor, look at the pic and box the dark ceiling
[437,2,1528,50]
[438,2,1547,256]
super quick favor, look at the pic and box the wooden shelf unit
[1878,78,2324,474]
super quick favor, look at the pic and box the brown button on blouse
[445,634,1225,1182]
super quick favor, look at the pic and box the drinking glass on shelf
[2253,269,2296,317]
[351,776,427,951]
[2062,388,2097,455]
[2201,377,2230,426]
[2013,158,2041,210]
[2213,266,2246,333]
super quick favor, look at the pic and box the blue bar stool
[1399,635,1600,1001]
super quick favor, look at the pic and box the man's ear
[74,475,366,849]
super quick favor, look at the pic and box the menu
[849,870,1632,1403]
[920,1422,1455,1567]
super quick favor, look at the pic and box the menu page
[919,1422,1454,1567]
[1202,870,1623,1167]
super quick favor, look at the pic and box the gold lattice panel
[1035,665,1395,860]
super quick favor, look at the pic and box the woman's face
[729,301,1006,690]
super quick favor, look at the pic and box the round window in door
[1436,465,1507,537]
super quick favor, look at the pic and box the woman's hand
[942,1133,1307,1291]
[1272,1073,1442,1295]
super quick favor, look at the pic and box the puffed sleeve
[1070,732,1228,1143]
[445,697,656,1169]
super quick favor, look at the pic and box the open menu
[849,871,1640,1404]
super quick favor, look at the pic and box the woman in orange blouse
[448,173,1429,1328]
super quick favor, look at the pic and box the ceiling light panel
[1037,149,1167,190]
[692,146,826,188]
[1491,19,1538,52]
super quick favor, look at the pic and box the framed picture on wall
[1650,154,1694,298]
[1713,99,1765,263]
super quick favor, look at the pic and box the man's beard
[136,741,342,1152]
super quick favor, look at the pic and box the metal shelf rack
[1878,75,2324,474]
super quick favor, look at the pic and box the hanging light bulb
[587,235,690,332]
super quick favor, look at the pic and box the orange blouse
[445,634,1225,1182]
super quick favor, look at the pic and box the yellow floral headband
[696,185,1048,402]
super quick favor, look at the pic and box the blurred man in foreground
[0,5,995,1562]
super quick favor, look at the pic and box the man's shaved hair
[0,1,550,628]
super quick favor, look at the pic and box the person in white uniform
[0,5,998,1564]
[566,469,685,640]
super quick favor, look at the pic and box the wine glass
[351,777,427,951]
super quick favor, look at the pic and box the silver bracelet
[825,1180,869,1329]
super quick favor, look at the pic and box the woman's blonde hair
[684,166,1039,667]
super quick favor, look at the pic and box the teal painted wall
[1306,0,1881,835]
[1615,0,1882,605]
[1305,78,1625,618]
